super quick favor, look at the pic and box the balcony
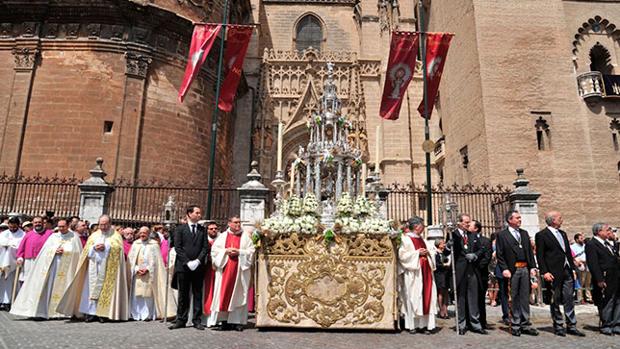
[577,71,620,103]
[433,137,445,162]
[577,71,604,101]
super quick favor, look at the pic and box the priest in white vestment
[128,227,175,321]
[0,217,25,310]
[10,219,82,318]
[56,215,129,321]
[398,216,438,334]
[207,217,255,331]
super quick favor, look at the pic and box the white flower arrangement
[335,216,360,234]
[336,192,354,217]
[302,193,319,215]
[358,218,392,234]
[287,195,303,216]
[296,215,319,234]
[353,196,374,217]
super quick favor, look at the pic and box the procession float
[254,64,400,330]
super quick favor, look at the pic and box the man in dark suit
[586,223,620,336]
[169,205,211,330]
[496,210,538,337]
[535,211,585,337]
[470,220,492,330]
[451,214,486,335]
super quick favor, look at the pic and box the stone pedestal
[509,169,541,238]
[78,158,114,224]
[238,161,269,231]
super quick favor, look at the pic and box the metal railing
[0,173,82,218]
[386,183,512,233]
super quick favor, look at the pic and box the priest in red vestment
[202,221,219,316]
[398,216,438,334]
[206,216,255,331]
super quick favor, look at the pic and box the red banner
[418,33,453,119]
[379,31,419,120]
[178,24,222,103]
[218,26,253,112]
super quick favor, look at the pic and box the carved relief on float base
[256,233,397,329]
[254,48,381,178]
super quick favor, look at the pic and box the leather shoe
[601,329,613,336]
[511,329,521,337]
[84,315,98,323]
[408,329,417,335]
[193,323,205,330]
[234,324,244,332]
[521,328,539,336]
[567,328,585,337]
[613,328,620,335]
[554,329,566,337]
[472,328,488,335]
[168,322,186,330]
[458,328,467,335]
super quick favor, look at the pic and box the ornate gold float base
[256,233,397,329]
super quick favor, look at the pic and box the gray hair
[458,213,470,222]
[592,222,607,236]
[504,210,519,223]
[434,239,444,247]
[544,213,556,226]
[407,216,424,230]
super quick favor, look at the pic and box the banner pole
[206,0,230,219]
[417,0,433,226]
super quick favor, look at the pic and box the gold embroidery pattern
[260,234,394,328]
[97,233,122,315]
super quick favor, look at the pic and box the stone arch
[292,12,326,52]
[590,42,614,74]
[572,15,620,55]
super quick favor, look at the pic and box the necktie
[513,229,521,243]
[191,224,196,238]
[462,232,468,246]
[605,241,614,254]
[554,230,565,251]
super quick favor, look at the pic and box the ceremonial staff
[11,264,21,305]
[161,196,176,324]
[442,194,460,335]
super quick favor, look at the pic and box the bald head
[545,211,563,229]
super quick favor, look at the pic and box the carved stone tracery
[256,48,381,178]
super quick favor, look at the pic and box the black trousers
[478,276,489,328]
[176,270,204,325]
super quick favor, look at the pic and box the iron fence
[0,174,82,218]
[386,183,512,234]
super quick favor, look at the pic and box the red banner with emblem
[218,26,253,112]
[418,33,453,119]
[178,24,221,103]
[379,31,419,120]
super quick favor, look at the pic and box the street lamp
[161,195,176,324]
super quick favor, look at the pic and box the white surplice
[206,230,255,327]
[398,232,438,331]
[0,229,25,304]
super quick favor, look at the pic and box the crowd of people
[0,206,618,337]
[402,210,619,337]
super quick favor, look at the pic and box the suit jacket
[586,238,620,306]
[496,227,536,274]
[535,227,575,285]
[451,229,481,288]
[476,234,492,283]
[173,223,210,273]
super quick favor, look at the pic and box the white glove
[187,259,200,271]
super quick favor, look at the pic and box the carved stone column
[509,169,541,237]
[0,39,40,176]
[113,46,152,181]
[238,161,270,230]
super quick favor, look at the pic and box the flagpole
[417,0,433,226]
[206,0,229,219]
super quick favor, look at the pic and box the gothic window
[612,119,620,151]
[590,43,613,75]
[459,146,469,169]
[295,15,323,52]
[535,117,551,151]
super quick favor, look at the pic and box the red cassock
[203,237,217,315]
[409,235,433,315]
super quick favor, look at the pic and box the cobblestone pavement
[0,305,616,349]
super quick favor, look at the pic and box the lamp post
[161,195,176,324]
